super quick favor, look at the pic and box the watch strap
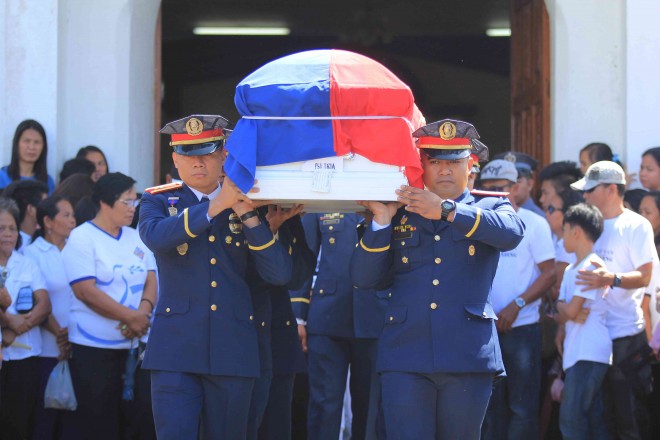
[239,210,259,223]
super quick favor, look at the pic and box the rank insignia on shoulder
[144,182,183,195]
[470,189,509,197]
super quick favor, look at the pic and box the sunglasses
[583,184,607,194]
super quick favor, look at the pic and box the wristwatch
[440,199,457,221]
[514,296,526,309]
[239,210,259,223]
[611,274,622,288]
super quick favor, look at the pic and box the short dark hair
[558,188,584,214]
[1,180,49,224]
[615,183,626,198]
[92,172,136,209]
[59,158,95,182]
[624,188,649,213]
[74,196,97,226]
[33,195,70,240]
[76,145,109,172]
[538,161,582,194]
[563,203,604,243]
[8,119,49,185]
[53,173,95,209]
[0,197,22,250]
[581,143,613,163]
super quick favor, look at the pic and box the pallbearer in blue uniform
[246,207,315,440]
[351,119,525,440]
[138,115,293,440]
[258,212,314,440]
[291,212,389,440]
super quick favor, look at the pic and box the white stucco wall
[0,0,59,177]
[58,0,160,190]
[0,0,159,191]
[547,0,660,186]
[624,0,660,185]
[546,0,626,165]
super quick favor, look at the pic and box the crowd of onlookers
[473,143,660,440]
[2,116,660,440]
[0,119,156,440]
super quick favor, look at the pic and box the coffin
[251,153,407,213]
[224,49,425,214]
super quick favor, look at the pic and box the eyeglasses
[545,205,560,215]
[117,198,140,208]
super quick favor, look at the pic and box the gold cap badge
[439,121,457,140]
[185,117,204,136]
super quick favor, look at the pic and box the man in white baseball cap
[571,160,626,192]
[571,160,656,439]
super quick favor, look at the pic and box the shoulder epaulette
[144,182,182,195]
[470,189,509,197]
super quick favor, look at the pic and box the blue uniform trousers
[151,370,254,440]
[381,371,492,440]
[247,376,272,440]
[258,373,296,440]
[307,335,379,440]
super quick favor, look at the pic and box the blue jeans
[560,361,610,440]
[483,323,541,440]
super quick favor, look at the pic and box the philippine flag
[224,49,426,193]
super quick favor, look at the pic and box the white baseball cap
[570,161,626,191]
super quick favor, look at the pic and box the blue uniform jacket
[138,183,293,377]
[290,213,390,339]
[249,215,314,377]
[350,189,525,374]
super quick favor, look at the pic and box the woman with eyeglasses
[0,197,51,439]
[60,173,157,440]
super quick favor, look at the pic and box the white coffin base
[251,154,407,213]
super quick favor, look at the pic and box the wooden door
[510,0,550,167]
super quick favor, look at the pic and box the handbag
[44,360,78,411]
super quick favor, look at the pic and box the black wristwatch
[611,274,622,288]
[440,199,456,221]
[239,210,259,223]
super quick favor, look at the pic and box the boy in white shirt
[571,161,656,439]
[556,203,611,439]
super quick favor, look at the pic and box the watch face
[442,200,454,210]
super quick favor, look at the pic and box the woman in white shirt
[60,173,157,440]
[23,195,76,440]
[0,196,50,439]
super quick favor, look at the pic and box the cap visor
[173,142,221,156]
[422,149,470,160]
[570,178,595,191]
